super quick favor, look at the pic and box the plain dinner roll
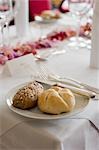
[38,86,75,114]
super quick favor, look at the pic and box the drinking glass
[0,0,12,46]
[4,0,20,45]
[67,0,93,49]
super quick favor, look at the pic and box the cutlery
[33,65,97,99]
[54,83,96,99]
[36,80,96,99]
[48,74,99,94]
[48,74,84,89]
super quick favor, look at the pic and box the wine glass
[0,0,12,47]
[4,0,20,45]
[67,0,93,50]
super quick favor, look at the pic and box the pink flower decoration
[0,54,8,65]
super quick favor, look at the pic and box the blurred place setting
[0,0,94,66]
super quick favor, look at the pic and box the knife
[36,80,96,99]
[48,75,99,94]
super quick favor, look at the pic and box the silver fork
[33,63,97,93]
[48,74,84,89]
[38,64,50,81]
[48,74,99,94]
[33,64,97,98]
[31,63,49,81]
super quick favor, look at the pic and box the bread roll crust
[38,86,75,114]
[12,81,44,109]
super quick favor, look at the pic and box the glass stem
[0,25,4,47]
[6,22,10,46]
[76,15,81,43]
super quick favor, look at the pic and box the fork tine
[40,64,49,81]
[39,63,56,81]
[31,62,55,82]
[31,64,48,81]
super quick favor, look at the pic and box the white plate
[6,82,90,120]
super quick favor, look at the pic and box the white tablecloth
[0,15,99,150]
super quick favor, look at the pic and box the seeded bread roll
[12,81,44,109]
[38,86,75,114]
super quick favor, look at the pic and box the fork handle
[50,78,84,89]
[80,83,99,94]
[55,77,99,94]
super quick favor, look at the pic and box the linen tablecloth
[0,88,99,150]
[0,13,99,150]
[0,67,99,150]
